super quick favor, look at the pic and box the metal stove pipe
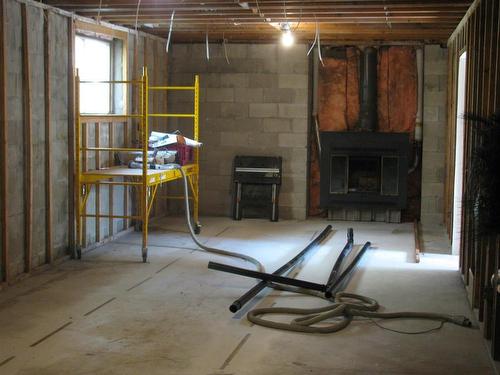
[359,47,378,131]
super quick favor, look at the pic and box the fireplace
[320,132,409,210]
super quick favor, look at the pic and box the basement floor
[0,217,495,375]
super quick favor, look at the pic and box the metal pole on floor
[325,241,371,297]
[228,224,332,313]
[208,261,327,292]
[325,228,354,298]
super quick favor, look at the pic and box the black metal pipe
[359,46,378,131]
[228,224,332,313]
[208,261,326,292]
[324,228,354,298]
[326,241,371,297]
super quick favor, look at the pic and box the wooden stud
[495,0,500,110]
[108,122,114,236]
[481,0,494,338]
[0,0,8,283]
[462,10,474,288]
[82,122,87,248]
[476,2,488,321]
[163,39,169,215]
[471,5,481,310]
[131,35,139,230]
[95,123,100,243]
[68,17,76,256]
[44,10,53,264]
[493,235,500,360]
[21,4,33,273]
[152,40,159,218]
[443,39,454,235]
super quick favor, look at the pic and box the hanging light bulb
[280,23,294,47]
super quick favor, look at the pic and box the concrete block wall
[421,45,448,226]
[168,43,309,219]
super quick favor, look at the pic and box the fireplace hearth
[320,132,409,210]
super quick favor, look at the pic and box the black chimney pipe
[358,47,378,131]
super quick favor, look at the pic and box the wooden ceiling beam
[44,0,472,42]
[45,0,471,5]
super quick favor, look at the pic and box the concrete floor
[0,217,495,374]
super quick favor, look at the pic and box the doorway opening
[452,52,467,255]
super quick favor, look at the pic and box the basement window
[75,35,112,114]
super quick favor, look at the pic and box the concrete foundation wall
[168,44,309,220]
[0,0,168,282]
[421,45,448,226]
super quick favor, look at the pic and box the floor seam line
[215,227,230,237]
[156,257,183,274]
[219,333,251,370]
[0,356,15,367]
[30,321,73,347]
[84,297,117,316]
[126,277,153,291]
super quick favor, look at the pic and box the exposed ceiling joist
[44,0,473,43]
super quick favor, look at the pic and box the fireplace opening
[320,132,409,210]
[330,155,399,195]
[348,156,380,193]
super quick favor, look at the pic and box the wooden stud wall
[44,9,53,264]
[21,4,33,273]
[445,0,500,340]
[0,0,8,283]
[68,17,76,257]
[0,0,169,284]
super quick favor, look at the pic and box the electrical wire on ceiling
[166,10,175,53]
[317,21,324,66]
[134,0,142,39]
[307,18,324,66]
[255,0,263,18]
[383,0,392,29]
[293,3,303,33]
[222,32,230,65]
[205,26,210,60]
[307,21,317,55]
[96,0,103,23]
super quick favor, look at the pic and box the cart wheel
[142,247,148,263]
[194,223,202,235]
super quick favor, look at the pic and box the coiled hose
[175,165,472,334]
[247,291,472,334]
[177,165,264,272]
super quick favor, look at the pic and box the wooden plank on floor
[414,220,421,263]
[21,3,33,273]
[44,9,53,264]
[0,0,8,283]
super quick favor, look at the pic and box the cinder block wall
[168,44,309,220]
[421,45,448,226]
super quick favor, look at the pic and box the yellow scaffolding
[75,67,200,262]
